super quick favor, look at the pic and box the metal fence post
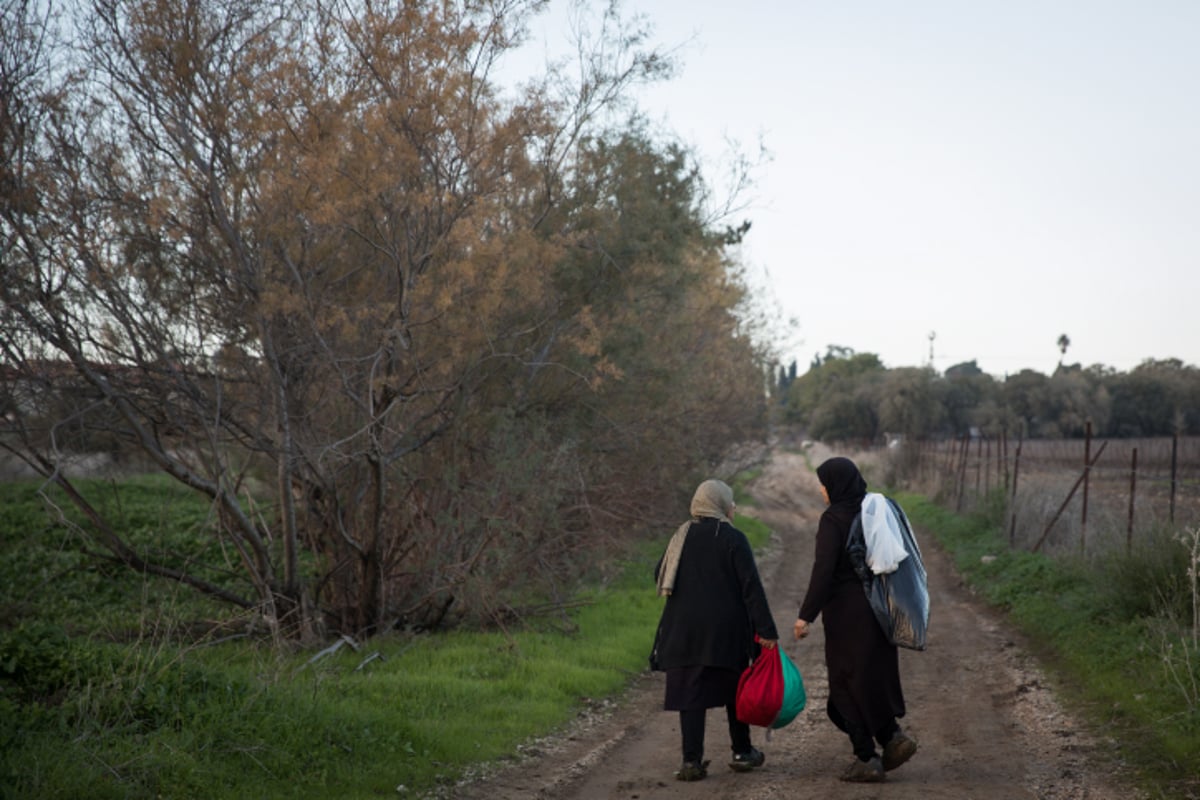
[1127,447,1138,554]
[1171,433,1179,524]
[1009,435,1023,546]
[1082,421,1092,555]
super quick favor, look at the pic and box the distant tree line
[0,0,771,640]
[776,347,1200,442]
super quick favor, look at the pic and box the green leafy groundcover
[1,565,660,799]
[897,493,1200,799]
[0,471,772,800]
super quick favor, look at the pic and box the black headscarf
[817,456,868,510]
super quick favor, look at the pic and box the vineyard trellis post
[1001,429,1010,492]
[984,437,992,496]
[1127,446,1138,554]
[975,436,983,498]
[1009,435,1023,546]
[956,434,970,512]
[1171,433,1179,523]
[1033,440,1108,554]
[1081,421,1092,555]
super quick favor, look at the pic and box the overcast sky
[517,1,1200,377]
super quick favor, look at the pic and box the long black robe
[798,459,905,736]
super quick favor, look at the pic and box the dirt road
[450,444,1140,799]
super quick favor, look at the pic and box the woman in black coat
[651,479,778,782]
[793,457,918,782]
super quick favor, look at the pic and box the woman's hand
[757,638,778,650]
[793,619,811,640]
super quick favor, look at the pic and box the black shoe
[729,746,766,772]
[675,759,709,781]
[840,755,885,783]
[882,730,918,771]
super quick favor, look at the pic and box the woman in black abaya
[793,457,918,782]
[651,479,778,782]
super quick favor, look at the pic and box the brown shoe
[675,759,710,781]
[840,756,885,782]
[882,731,918,771]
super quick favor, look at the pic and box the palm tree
[1057,333,1071,367]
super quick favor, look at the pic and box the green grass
[730,467,763,507]
[0,476,689,799]
[736,512,771,550]
[1,582,665,799]
[897,492,1200,799]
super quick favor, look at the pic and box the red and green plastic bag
[735,637,806,729]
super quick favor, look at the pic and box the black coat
[652,518,778,672]
[799,502,906,734]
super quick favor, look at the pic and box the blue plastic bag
[847,496,929,650]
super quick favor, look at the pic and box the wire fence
[891,429,1200,557]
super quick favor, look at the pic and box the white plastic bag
[861,493,909,575]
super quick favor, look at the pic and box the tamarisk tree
[0,0,768,641]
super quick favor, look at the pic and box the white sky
[515,1,1200,376]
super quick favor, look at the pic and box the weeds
[1156,526,1200,722]
[1182,525,1200,647]
[899,493,1200,796]
[1159,631,1200,721]
[1093,524,1193,621]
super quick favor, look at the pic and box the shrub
[1092,524,1192,621]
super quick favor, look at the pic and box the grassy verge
[0,476,769,799]
[896,491,1200,799]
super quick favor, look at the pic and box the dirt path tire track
[448,445,1141,799]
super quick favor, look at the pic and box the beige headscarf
[656,479,736,597]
